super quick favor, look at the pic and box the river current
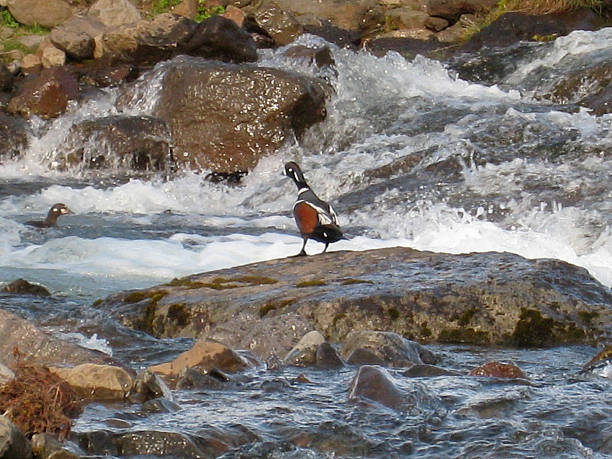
[0,28,611,457]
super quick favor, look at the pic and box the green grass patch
[150,0,182,17]
[1,7,19,28]
[341,278,374,285]
[296,279,327,288]
[196,3,225,22]
[259,298,296,318]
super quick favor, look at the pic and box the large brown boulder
[7,0,74,28]
[116,57,328,172]
[61,115,173,171]
[7,68,79,119]
[95,248,611,360]
[246,0,304,46]
[0,309,112,369]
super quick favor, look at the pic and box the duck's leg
[322,242,329,254]
[294,238,308,257]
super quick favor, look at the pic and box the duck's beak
[62,207,74,215]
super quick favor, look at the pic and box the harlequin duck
[25,203,73,228]
[284,161,344,256]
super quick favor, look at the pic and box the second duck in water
[284,161,344,256]
[26,203,73,228]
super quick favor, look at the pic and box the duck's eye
[52,208,58,212]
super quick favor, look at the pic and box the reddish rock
[7,67,79,119]
[149,338,252,382]
[469,361,527,379]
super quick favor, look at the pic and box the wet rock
[7,0,74,28]
[247,0,303,46]
[469,361,528,379]
[462,9,608,51]
[435,13,476,43]
[31,433,81,459]
[303,22,361,49]
[149,338,252,383]
[281,44,335,69]
[385,8,430,31]
[347,365,406,410]
[365,36,451,59]
[116,56,327,172]
[7,67,79,119]
[288,420,378,456]
[283,330,325,366]
[424,0,497,23]
[76,61,137,87]
[20,54,41,74]
[49,363,134,400]
[114,431,216,458]
[140,397,181,413]
[261,377,291,393]
[61,115,172,171]
[341,330,430,367]
[0,363,15,385]
[175,367,228,390]
[181,15,258,63]
[316,342,344,369]
[87,0,141,28]
[131,369,173,401]
[581,345,612,376]
[402,364,461,377]
[0,309,112,369]
[50,16,106,61]
[100,248,612,360]
[1,279,50,297]
[0,62,13,92]
[346,347,385,366]
[0,415,32,459]
[538,60,612,115]
[70,430,118,457]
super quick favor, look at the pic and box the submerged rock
[340,330,434,367]
[97,248,611,360]
[347,365,406,410]
[0,309,113,369]
[1,279,50,297]
[31,433,81,459]
[469,361,528,379]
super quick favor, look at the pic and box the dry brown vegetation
[0,348,82,440]
[499,0,606,15]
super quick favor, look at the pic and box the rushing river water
[0,28,611,457]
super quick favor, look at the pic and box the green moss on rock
[296,279,327,288]
[124,291,146,303]
[511,308,554,347]
[438,327,490,345]
[167,303,189,327]
[259,298,296,318]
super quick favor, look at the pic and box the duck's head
[284,161,307,188]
